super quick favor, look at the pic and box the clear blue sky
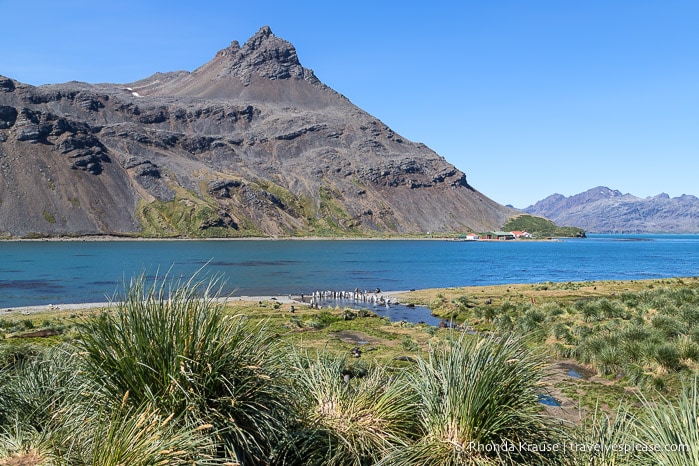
[2,1,697,207]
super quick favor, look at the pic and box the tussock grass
[76,273,293,464]
[274,351,417,465]
[53,402,216,466]
[0,345,84,433]
[380,333,565,466]
[571,403,642,465]
[4,276,699,465]
[0,420,51,464]
[633,377,699,465]
[413,280,699,390]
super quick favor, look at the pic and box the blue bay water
[1,234,698,308]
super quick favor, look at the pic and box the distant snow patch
[132,92,141,97]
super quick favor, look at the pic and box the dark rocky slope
[524,186,699,233]
[0,27,515,238]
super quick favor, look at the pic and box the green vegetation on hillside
[504,214,586,238]
[134,182,382,238]
[136,187,263,238]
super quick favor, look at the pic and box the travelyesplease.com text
[467,440,689,454]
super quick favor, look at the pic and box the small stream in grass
[315,297,444,327]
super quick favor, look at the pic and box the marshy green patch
[399,277,699,392]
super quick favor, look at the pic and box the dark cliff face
[524,186,699,234]
[0,26,515,238]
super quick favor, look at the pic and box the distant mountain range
[524,186,699,233]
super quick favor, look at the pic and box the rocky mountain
[0,26,515,238]
[524,186,699,233]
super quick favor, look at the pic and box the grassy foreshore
[2,276,699,464]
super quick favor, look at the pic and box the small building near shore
[485,231,516,240]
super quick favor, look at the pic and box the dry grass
[0,451,45,466]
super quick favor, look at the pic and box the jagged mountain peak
[130,26,324,102]
[197,26,318,86]
[246,25,275,48]
[214,26,276,58]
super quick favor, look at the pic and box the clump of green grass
[76,273,294,464]
[401,335,419,352]
[381,332,565,465]
[0,420,51,464]
[0,345,83,432]
[633,376,699,465]
[275,351,417,465]
[54,401,215,465]
[571,402,642,465]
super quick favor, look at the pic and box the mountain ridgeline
[524,186,699,234]
[0,26,516,238]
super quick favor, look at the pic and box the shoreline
[0,234,448,242]
[0,290,409,316]
[5,276,698,317]
[4,275,699,316]
[0,234,576,242]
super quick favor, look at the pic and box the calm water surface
[1,235,698,308]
